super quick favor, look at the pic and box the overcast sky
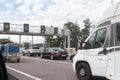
[0,0,120,43]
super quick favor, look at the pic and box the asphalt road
[6,56,107,80]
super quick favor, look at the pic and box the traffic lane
[6,56,78,80]
[31,55,72,63]
[6,56,107,80]
[7,68,34,80]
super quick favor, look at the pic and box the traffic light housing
[4,22,10,31]
[41,25,45,34]
[54,27,58,34]
[24,24,29,32]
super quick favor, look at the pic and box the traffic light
[24,24,29,32]
[4,22,10,31]
[41,25,45,34]
[54,27,58,34]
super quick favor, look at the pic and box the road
[6,56,107,80]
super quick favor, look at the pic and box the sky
[0,0,120,44]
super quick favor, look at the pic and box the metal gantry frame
[0,22,70,48]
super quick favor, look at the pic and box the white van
[73,2,120,80]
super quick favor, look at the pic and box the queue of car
[22,47,70,60]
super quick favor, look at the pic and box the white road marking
[7,66,42,80]
[22,56,72,65]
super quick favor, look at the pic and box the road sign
[24,24,29,32]
[54,27,58,34]
[41,25,45,34]
[4,22,10,31]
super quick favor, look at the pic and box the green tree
[64,21,81,49]
[83,18,92,31]
[80,18,92,41]
[45,36,51,47]
[54,36,64,48]
[0,38,11,44]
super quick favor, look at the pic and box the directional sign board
[24,24,29,32]
[41,25,45,34]
[4,22,10,31]
[54,27,58,34]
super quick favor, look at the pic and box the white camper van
[73,2,120,80]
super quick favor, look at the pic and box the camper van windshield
[84,28,107,49]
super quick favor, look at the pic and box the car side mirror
[79,42,83,50]
[103,48,107,55]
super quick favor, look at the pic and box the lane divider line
[22,56,72,65]
[7,66,42,80]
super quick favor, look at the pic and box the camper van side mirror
[103,48,107,55]
[79,42,83,50]
[80,42,90,49]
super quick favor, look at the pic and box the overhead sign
[24,24,29,32]
[4,22,10,31]
[54,27,58,34]
[41,25,45,34]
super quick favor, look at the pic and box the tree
[80,28,89,41]
[83,18,92,31]
[80,18,92,41]
[64,21,81,49]
[0,38,11,44]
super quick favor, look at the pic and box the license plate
[9,57,16,61]
[62,55,66,57]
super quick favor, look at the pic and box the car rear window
[32,46,39,49]
[53,48,65,51]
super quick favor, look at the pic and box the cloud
[5,2,14,9]
[0,0,113,27]
[0,0,117,43]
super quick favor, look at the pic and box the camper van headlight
[108,74,112,77]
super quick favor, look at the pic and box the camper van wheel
[76,63,92,80]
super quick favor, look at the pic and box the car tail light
[55,51,61,54]
[7,58,10,61]
[17,57,20,61]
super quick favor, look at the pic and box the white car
[22,46,41,56]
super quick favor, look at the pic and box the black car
[40,48,68,60]
[69,54,76,62]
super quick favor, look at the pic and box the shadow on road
[92,76,108,80]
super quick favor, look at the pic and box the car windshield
[32,46,39,49]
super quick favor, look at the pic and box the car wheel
[38,54,40,56]
[40,54,44,59]
[63,58,66,60]
[76,63,92,80]
[50,55,54,60]
[17,59,20,62]
[23,53,25,56]
[28,53,32,56]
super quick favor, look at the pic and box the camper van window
[95,28,106,48]
[86,28,106,49]
[115,23,120,46]
[87,31,97,49]
[116,24,120,41]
